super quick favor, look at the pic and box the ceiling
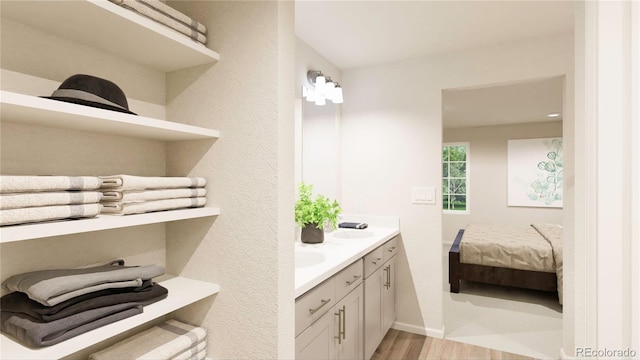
[442,76,564,129]
[295,1,574,71]
[295,1,573,128]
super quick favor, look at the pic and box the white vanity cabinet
[296,259,364,360]
[364,236,398,360]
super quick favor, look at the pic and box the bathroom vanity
[294,217,400,360]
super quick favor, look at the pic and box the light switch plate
[411,187,436,205]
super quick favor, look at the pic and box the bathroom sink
[331,230,374,239]
[295,250,326,269]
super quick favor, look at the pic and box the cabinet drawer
[334,259,363,301]
[383,236,399,261]
[295,277,335,337]
[363,246,384,278]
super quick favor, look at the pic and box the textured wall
[340,32,574,336]
[442,121,564,244]
[165,1,295,359]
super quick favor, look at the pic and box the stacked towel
[109,0,208,44]
[0,176,103,226]
[0,260,167,348]
[99,175,207,215]
[89,319,207,360]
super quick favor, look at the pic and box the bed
[448,223,563,304]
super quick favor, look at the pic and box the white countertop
[295,225,400,298]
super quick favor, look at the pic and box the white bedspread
[459,223,563,304]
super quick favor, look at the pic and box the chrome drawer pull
[309,298,331,315]
[388,247,397,252]
[346,274,362,286]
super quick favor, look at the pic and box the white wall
[442,122,564,244]
[166,1,295,359]
[340,32,574,337]
[296,38,342,201]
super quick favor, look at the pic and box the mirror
[299,98,340,201]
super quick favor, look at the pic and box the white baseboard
[391,321,445,339]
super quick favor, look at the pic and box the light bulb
[325,82,336,101]
[333,86,343,104]
[315,95,326,106]
[306,87,316,102]
[315,75,326,96]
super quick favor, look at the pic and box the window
[442,143,469,213]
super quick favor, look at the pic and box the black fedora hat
[43,74,136,115]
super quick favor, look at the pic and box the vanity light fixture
[304,70,344,105]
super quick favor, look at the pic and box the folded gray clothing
[1,303,143,348]
[0,176,102,193]
[101,197,206,215]
[89,319,207,360]
[99,175,206,191]
[136,0,207,34]
[172,340,206,360]
[109,0,207,44]
[0,203,102,226]
[101,188,206,203]
[1,281,167,322]
[2,260,165,306]
[0,191,102,210]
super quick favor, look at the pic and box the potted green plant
[295,182,341,244]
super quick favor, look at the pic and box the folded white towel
[171,340,206,360]
[0,176,102,194]
[137,0,207,34]
[101,197,206,215]
[89,319,207,360]
[0,191,102,210]
[0,204,102,226]
[100,175,206,191]
[109,0,207,44]
[101,188,206,203]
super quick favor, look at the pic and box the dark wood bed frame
[449,229,558,294]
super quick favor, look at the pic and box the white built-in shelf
[0,0,219,72]
[0,207,220,243]
[0,91,220,141]
[0,276,220,360]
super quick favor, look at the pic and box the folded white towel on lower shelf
[172,340,206,360]
[101,197,206,215]
[101,188,206,203]
[0,191,103,210]
[0,176,102,193]
[0,203,102,226]
[89,319,207,360]
[100,175,206,191]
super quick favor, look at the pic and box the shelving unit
[0,207,220,243]
[0,0,219,72]
[0,277,220,360]
[1,0,222,357]
[1,90,220,141]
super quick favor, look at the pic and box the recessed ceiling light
[547,112,561,118]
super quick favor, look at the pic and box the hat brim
[42,96,137,115]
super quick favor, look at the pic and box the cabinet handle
[334,305,345,344]
[383,266,390,289]
[372,257,382,265]
[309,298,331,315]
[388,247,397,252]
[346,274,362,286]
[341,305,346,340]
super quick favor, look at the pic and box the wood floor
[371,329,534,360]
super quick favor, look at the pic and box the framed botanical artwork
[507,138,563,208]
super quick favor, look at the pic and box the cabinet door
[296,310,335,360]
[363,267,383,360]
[335,284,363,360]
[382,256,397,333]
